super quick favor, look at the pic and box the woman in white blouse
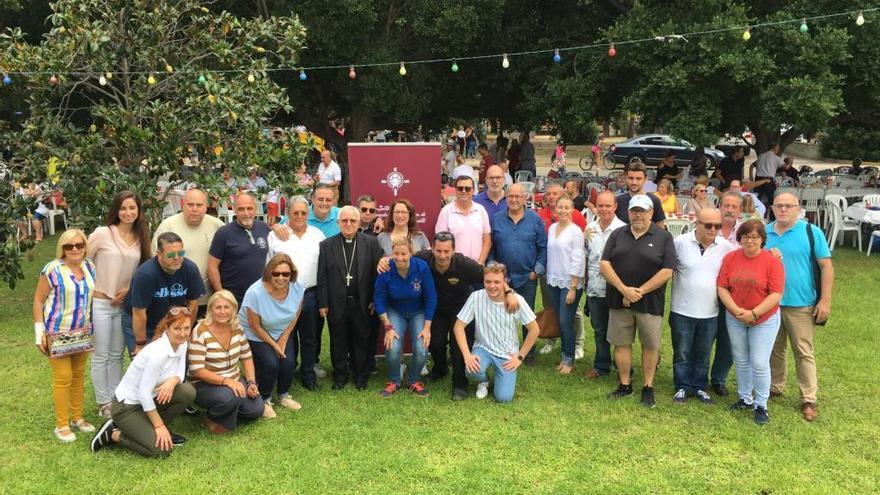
[545,196,585,374]
[90,308,196,457]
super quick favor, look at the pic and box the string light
[348,65,356,79]
[198,74,206,84]
[502,53,510,68]
[608,43,617,57]
[553,49,561,63]
[247,73,255,83]
[299,69,307,81]
[105,72,113,81]
[451,60,459,72]
[2,74,11,86]
[147,73,156,85]
[742,28,751,41]
[398,61,406,76]
[98,75,107,86]
[856,11,865,25]
[800,18,809,32]
[48,74,58,86]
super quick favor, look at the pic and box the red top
[478,154,495,185]
[717,249,785,324]
[538,207,586,231]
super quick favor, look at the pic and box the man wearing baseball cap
[600,195,676,408]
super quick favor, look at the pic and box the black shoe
[90,419,116,452]
[640,386,656,408]
[729,398,754,411]
[608,384,633,400]
[368,364,379,375]
[170,432,187,446]
[355,381,368,391]
[302,381,319,391]
[754,406,770,425]
[451,388,467,401]
[712,383,729,397]
[183,406,200,416]
[332,381,346,390]
[426,372,447,383]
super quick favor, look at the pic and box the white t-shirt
[546,222,586,289]
[670,231,737,318]
[317,161,342,184]
[755,151,784,178]
[457,130,466,139]
[457,290,536,358]
[266,225,325,289]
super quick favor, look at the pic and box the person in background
[518,133,536,175]
[615,161,666,227]
[33,229,97,442]
[88,191,151,419]
[689,147,709,178]
[654,150,683,188]
[779,157,800,185]
[652,178,680,218]
[507,138,521,176]
[474,165,509,227]
[188,290,263,433]
[717,146,745,190]
[684,180,713,217]
[241,167,268,193]
[89,308,196,456]
[296,162,315,190]
[717,220,785,425]
[357,195,383,236]
[477,143,496,186]
[315,150,342,205]
[750,143,784,214]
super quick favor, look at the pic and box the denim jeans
[669,312,717,393]
[726,310,780,408]
[466,346,517,403]
[384,309,428,386]
[249,337,298,401]
[711,305,733,386]
[514,278,538,359]
[91,298,125,405]
[586,296,612,374]
[122,309,154,357]
[545,285,583,364]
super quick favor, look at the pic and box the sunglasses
[290,211,308,216]
[456,186,473,192]
[700,222,723,230]
[168,306,191,316]
[271,271,292,278]
[62,242,86,252]
[360,207,376,214]
[163,250,186,259]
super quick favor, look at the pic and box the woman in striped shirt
[188,290,263,433]
[32,229,97,442]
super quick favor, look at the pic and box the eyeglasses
[456,186,473,192]
[62,242,86,252]
[271,271,292,278]
[290,211,308,216]
[695,189,707,193]
[700,222,723,230]
[360,207,376,214]
[168,306,191,316]
[435,231,455,242]
[163,250,186,259]
[740,235,763,242]
[773,204,799,210]
[339,218,358,224]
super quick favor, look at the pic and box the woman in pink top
[87,190,151,418]
[717,219,784,426]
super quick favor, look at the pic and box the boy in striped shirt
[454,262,540,402]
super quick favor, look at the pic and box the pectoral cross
[345,274,353,286]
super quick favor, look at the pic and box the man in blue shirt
[474,165,508,227]
[765,193,834,422]
[124,232,204,357]
[308,184,341,238]
[490,183,547,365]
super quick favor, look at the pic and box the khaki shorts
[607,308,662,350]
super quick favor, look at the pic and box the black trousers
[296,289,319,385]
[429,311,475,389]
[328,297,371,385]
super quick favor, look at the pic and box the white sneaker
[313,364,327,378]
[539,341,556,355]
[262,402,277,419]
[475,381,490,399]
[54,427,76,443]
[574,347,585,360]
[279,396,302,411]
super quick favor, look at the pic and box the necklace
[342,237,357,286]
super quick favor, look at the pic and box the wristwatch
[517,354,524,361]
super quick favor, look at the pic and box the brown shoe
[585,369,605,379]
[769,390,783,399]
[801,402,818,422]
[203,416,229,434]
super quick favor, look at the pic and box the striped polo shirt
[41,259,96,333]
[188,322,253,382]
[456,290,536,358]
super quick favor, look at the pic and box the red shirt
[538,207,586,231]
[478,154,495,186]
[717,249,785,324]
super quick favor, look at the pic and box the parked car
[608,134,726,169]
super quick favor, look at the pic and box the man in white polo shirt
[454,262,540,403]
[669,208,736,405]
[315,149,342,205]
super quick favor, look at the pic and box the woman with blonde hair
[684,180,713,216]
[652,179,680,218]
[33,229,97,442]
[188,290,263,433]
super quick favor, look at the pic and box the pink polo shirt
[435,201,491,261]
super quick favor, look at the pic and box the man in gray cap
[600,195,675,408]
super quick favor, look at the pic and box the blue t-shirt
[765,220,831,307]
[239,279,305,341]
[308,207,340,238]
[125,257,205,332]
[373,256,437,320]
[209,221,271,303]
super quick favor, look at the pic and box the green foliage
[821,124,880,161]
[0,0,308,287]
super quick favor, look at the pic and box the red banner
[347,143,442,243]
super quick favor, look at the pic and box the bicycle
[579,143,616,171]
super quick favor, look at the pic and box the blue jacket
[373,256,437,320]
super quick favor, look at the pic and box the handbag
[48,326,94,358]
[536,307,560,339]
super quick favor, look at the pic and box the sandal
[71,419,96,433]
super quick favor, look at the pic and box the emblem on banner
[381,167,410,196]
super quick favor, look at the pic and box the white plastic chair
[800,188,825,224]
[217,200,236,223]
[863,194,880,206]
[822,194,847,231]
[585,182,604,196]
[514,170,534,183]
[825,203,861,251]
[47,196,66,235]
[676,197,689,213]
[665,218,691,236]
[709,195,720,207]
[867,230,880,256]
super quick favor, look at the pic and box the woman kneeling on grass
[188,290,263,433]
[33,229,97,442]
[90,308,196,456]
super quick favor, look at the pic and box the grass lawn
[1,238,878,494]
